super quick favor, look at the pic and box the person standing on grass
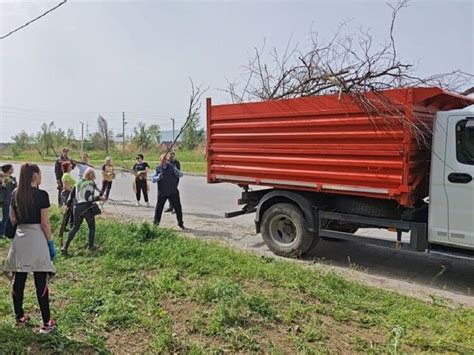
[0,164,17,237]
[77,153,92,179]
[132,154,150,207]
[54,147,75,206]
[61,168,105,255]
[3,163,57,334]
[100,157,115,200]
[152,154,185,229]
[60,161,76,206]
[164,151,181,214]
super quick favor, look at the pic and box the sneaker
[89,244,99,251]
[165,207,173,213]
[16,316,30,328]
[178,224,186,230]
[135,202,141,207]
[39,320,56,334]
[145,202,150,207]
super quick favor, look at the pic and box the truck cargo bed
[206,88,473,206]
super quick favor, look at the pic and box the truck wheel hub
[269,215,297,244]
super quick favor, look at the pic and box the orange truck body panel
[206,88,474,207]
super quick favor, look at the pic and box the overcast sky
[0,0,473,142]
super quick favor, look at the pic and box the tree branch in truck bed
[224,0,472,102]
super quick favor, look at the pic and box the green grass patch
[0,210,473,353]
[0,147,206,175]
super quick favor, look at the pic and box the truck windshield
[456,119,474,165]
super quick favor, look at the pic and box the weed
[246,294,275,320]
[194,279,242,303]
[389,325,404,355]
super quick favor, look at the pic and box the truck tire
[261,203,314,257]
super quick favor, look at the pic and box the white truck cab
[429,107,474,249]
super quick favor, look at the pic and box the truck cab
[429,108,474,249]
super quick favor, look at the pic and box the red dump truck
[206,87,474,258]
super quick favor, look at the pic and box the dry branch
[223,0,473,146]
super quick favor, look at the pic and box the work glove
[47,240,57,261]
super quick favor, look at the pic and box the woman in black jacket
[0,164,17,236]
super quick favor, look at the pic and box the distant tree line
[10,114,205,157]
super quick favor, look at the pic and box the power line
[0,0,68,40]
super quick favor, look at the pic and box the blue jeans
[0,204,9,236]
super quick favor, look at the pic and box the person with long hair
[61,167,105,255]
[3,163,57,334]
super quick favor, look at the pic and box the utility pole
[122,112,126,150]
[170,117,175,142]
[79,121,84,157]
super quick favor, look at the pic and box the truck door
[444,115,474,247]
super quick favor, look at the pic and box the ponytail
[16,163,40,220]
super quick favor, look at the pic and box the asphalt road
[7,162,474,305]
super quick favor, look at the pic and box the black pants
[154,191,183,226]
[64,205,74,227]
[101,181,113,199]
[12,272,50,324]
[166,180,180,211]
[64,203,96,250]
[57,182,63,206]
[135,179,148,203]
[61,190,71,207]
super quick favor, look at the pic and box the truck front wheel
[261,203,314,257]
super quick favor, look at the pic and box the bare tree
[165,78,208,155]
[97,115,113,154]
[227,14,472,102]
[224,0,473,146]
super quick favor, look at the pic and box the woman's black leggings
[100,181,113,199]
[12,272,51,324]
[135,179,148,202]
[64,204,96,250]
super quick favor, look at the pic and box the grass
[0,147,206,174]
[1,210,473,353]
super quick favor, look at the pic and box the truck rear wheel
[261,203,314,257]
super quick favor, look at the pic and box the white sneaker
[135,202,141,207]
[39,320,56,334]
[146,202,150,207]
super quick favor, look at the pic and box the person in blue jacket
[152,154,185,229]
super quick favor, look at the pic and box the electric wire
[0,0,68,40]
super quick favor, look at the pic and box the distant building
[160,141,178,151]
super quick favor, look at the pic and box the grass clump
[0,209,473,353]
